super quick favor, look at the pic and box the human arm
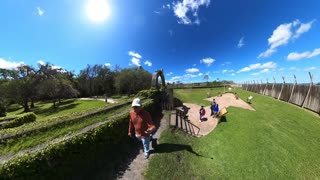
[128,114,134,137]
[145,111,156,135]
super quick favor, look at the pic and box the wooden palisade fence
[243,72,320,114]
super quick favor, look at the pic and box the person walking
[128,98,156,159]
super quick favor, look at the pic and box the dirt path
[79,98,117,104]
[117,112,169,180]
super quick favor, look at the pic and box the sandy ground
[169,93,255,136]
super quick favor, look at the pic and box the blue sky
[0,0,320,84]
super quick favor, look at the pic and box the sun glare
[85,0,111,23]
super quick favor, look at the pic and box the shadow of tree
[153,143,213,159]
[32,103,80,116]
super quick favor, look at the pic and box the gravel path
[117,111,170,180]
[79,98,117,104]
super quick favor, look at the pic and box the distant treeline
[0,63,152,115]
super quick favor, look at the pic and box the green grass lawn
[146,88,320,179]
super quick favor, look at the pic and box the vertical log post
[288,75,297,103]
[263,79,268,95]
[302,72,313,108]
[271,77,276,97]
[278,76,285,100]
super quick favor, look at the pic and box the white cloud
[258,20,314,58]
[154,11,161,14]
[231,73,235,76]
[237,37,245,48]
[128,51,142,59]
[222,69,227,73]
[144,60,152,67]
[52,65,62,70]
[131,57,141,66]
[168,74,198,82]
[172,0,210,25]
[200,58,215,66]
[0,58,24,69]
[304,67,317,71]
[166,72,173,76]
[287,48,320,61]
[105,63,111,67]
[289,67,300,71]
[37,7,44,16]
[185,68,199,73]
[169,76,183,82]
[37,60,45,65]
[198,73,203,76]
[294,20,315,39]
[260,69,269,73]
[237,61,277,73]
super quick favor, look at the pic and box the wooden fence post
[278,76,285,100]
[288,75,297,103]
[271,77,276,97]
[302,72,313,108]
[263,79,268,95]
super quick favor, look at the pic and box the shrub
[136,89,161,99]
[1,112,37,129]
[0,99,6,117]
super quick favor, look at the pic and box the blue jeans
[135,135,150,156]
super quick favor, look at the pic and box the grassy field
[146,88,320,179]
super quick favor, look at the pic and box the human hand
[128,132,132,138]
[145,128,154,135]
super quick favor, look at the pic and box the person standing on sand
[199,105,205,122]
[210,99,216,116]
[128,98,156,159]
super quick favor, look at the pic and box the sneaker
[145,153,149,159]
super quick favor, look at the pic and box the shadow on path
[152,143,213,159]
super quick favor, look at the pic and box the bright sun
[85,0,111,23]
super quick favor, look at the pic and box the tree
[4,65,36,112]
[114,67,152,95]
[37,63,79,108]
[76,64,115,97]
[203,74,209,82]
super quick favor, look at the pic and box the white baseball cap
[132,98,141,107]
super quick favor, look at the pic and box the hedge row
[0,99,158,179]
[0,100,133,143]
[0,113,36,130]
[0,116,17,123]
